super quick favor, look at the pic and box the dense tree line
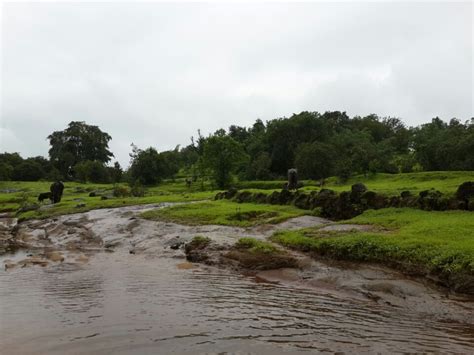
[1,113,472,186]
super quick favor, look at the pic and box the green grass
[272,208,474,282]
[0,180,217,220]
[141,200,308,227]
[235,237,278,254]
[239,171,473,196]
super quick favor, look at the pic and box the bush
[130,182,146,197]
[113,185,130,197]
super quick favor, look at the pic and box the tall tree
[48,121,113,177]
[202,133,248,188]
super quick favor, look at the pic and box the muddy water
[1,205,474,354]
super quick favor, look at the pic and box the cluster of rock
[0,214,19,254]
[215,181,474,220]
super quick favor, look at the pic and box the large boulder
[234,191,253,203]
[279,189,294,205]
[361,191,388,209]
[253,192,268,204]
[293,192,311,210]
[456,182,474,208]
[418,189,443,211]
[225,188,238,199]
[351,183,367,194]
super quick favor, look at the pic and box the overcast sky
[1,1,472,167]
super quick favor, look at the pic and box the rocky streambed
[1,204,474,354]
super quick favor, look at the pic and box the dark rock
[214,192,225,200]
[279,189,294,204]
[234,191,253,203]
[101,196,108,200]
[89,192,96,197]
[17,204,40,213]
[389,196,401,208]
[456,182,474,209]
[293,193,311,210]
[351,183,367,194]
[75,203,86,208]
[468,198,474,212]
[225,188,238,199]
[253,192,268,204]
[400,191,412,199]
[266,191,281,204]
[361,191,388,209]
[418,189,443,211]
[170,242,184,250]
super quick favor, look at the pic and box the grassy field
[272,208,474,290]
[0,171,472,220]
[238,171,473,196]
[141,200,308,227]
[0,180,217,220]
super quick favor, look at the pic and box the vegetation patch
[0,181,216,221]
[271,208,474,293]
[184,236,298,271]
[141,200,307,227]
[226,238,298,270]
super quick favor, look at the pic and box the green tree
[294,142,334,180]
[129,145,166,185]
[202,134,248,188]
[48,121,113,177]
[0,162,13,181]
[74,160,110,183]
[110,162,123,183]
[12,161,45,181]
[247,152,272,180]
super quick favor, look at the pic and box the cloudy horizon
[1,1,472,167]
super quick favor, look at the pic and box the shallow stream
[1,204,473,354]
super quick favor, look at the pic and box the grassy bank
[0,180,217,220]
[238,171,473,195]
[141,200,308,227]
[272,208,474,292]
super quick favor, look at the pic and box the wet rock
[17,204,40,213]
[185,237,211,263]
[170,242,184,250]
[224,249,298,270]
[45,251,64,262]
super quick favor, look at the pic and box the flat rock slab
[0,217,18,232]
[275,216,331,230]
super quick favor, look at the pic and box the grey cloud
[1,2,472,167]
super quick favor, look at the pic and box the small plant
[235,238,277,254]
[130,182,146,197]
[113,185,130,197]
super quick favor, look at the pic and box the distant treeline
[1,112,473,187]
